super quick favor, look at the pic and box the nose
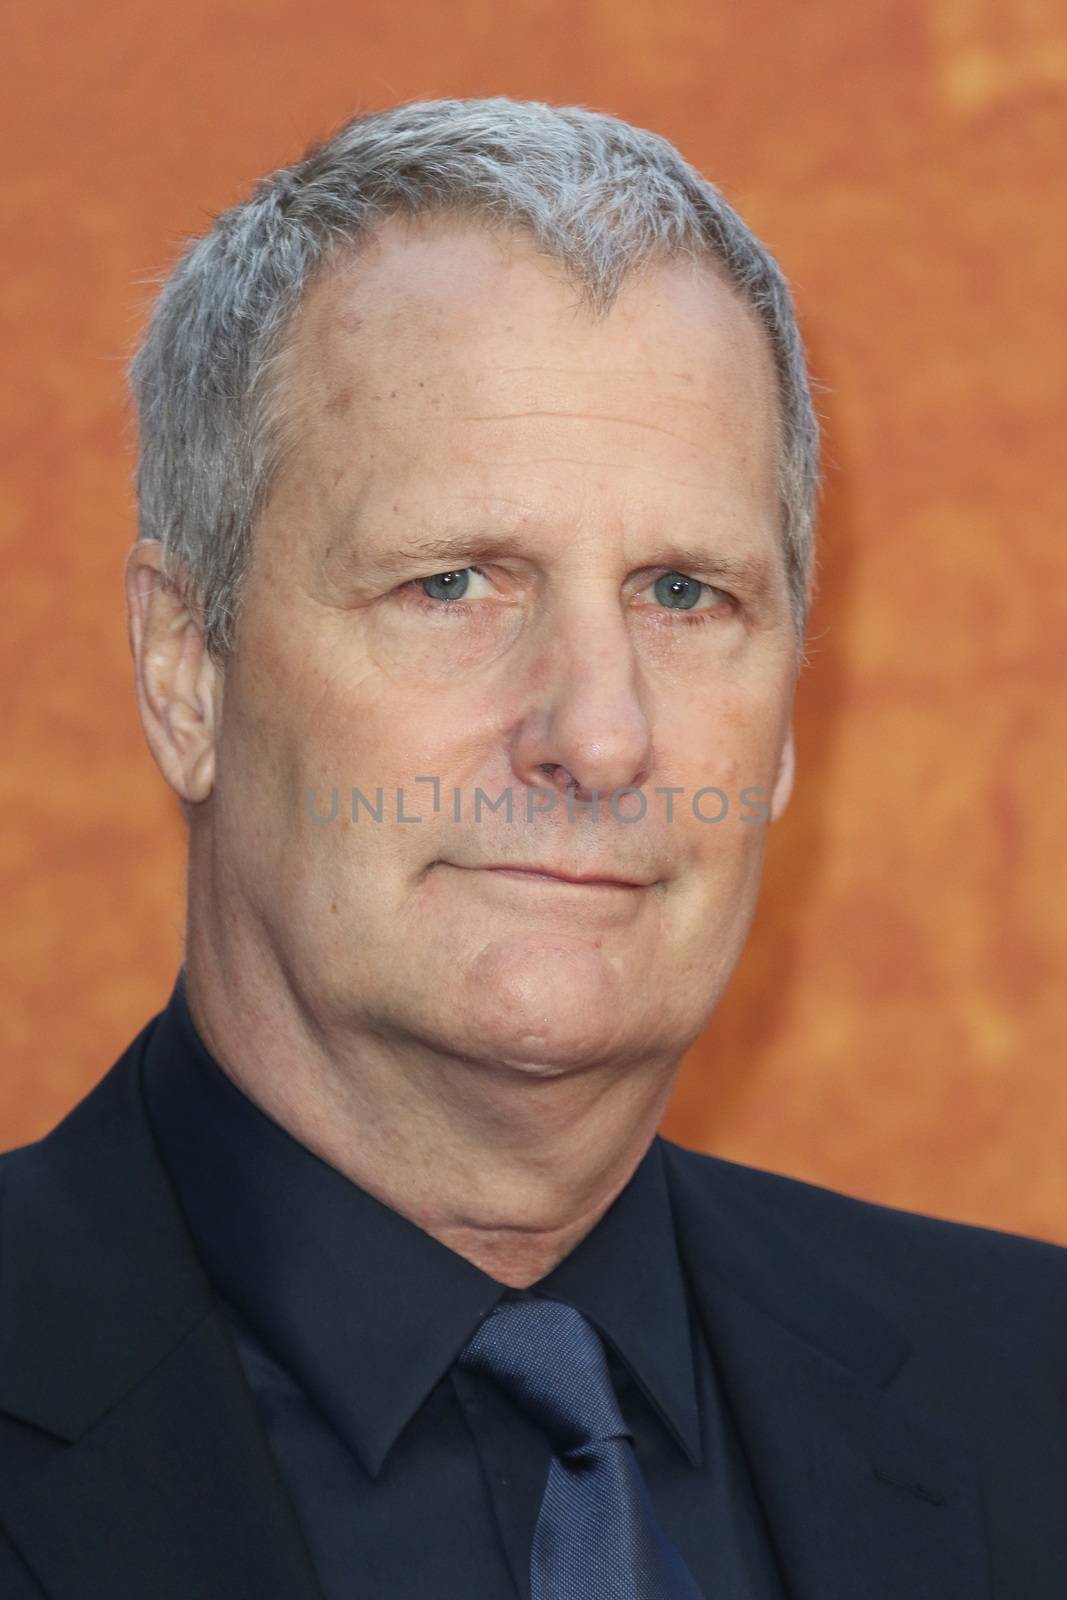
[507,593,654,805]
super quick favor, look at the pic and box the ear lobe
[769,722,795,823]
[124,540,220,805]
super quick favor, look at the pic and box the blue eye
[421,569,471,602]
[653,572,703,610]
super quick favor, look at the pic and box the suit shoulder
[0,1011,161,1183]
[664,1139,1067,1316]
[0,1139,39,1184]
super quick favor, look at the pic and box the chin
[438,1001,639,1078]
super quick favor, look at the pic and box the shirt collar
[141,969,702,1477]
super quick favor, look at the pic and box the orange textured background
[3,2,1065,1240]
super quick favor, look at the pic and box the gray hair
[128,96,821,661]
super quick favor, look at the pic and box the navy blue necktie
[459,1292,705,1598]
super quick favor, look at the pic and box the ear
[769,721,795,823]
[124,540,221,805]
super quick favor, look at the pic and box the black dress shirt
[140,969,787,1599]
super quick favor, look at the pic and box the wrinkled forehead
[274,213,780,456]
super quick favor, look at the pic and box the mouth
[441,863,650,890]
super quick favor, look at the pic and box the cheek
[307,636,513,799]
[651,683,788,861]
[213,627,359,868]
[658,682,782,791]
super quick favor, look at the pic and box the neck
[181,924,682,1289]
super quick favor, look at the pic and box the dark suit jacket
[2,1011,1067,1599]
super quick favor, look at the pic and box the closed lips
[455,864,647,887]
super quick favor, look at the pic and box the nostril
[540,763,579,794]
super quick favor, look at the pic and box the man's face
[204,215,797,1078]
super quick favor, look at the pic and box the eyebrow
[355,531,781,600]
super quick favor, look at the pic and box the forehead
[266,214,782,551]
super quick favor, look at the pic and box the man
[1,96,1064,1600]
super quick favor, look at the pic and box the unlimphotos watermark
[305,779,770,826]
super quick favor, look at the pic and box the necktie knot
[458,1292,632,1456]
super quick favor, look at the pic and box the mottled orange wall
[3,2,1065,1239]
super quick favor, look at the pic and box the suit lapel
[0,1019,323,1600]
[661,1140,991,1600]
